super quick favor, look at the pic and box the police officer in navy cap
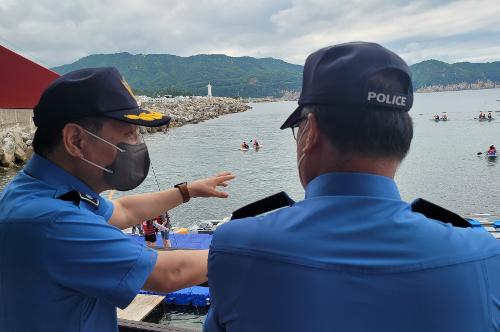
[205,42,500,332]
[0,67,234,331]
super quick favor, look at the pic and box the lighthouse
[207,82,212,97]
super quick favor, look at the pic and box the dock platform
[118,294,166,321]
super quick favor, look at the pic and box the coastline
[415,82,500,93]
[0,96,251,169]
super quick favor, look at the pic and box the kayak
[239,147,249,151]
[253,145,264,149]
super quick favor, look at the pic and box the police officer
[0,67,234,331]
[204,42,500,331]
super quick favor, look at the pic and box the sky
[1,0,500,68]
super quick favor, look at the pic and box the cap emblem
[124,111,165,121]
[121,77,140,107]
[120,77,135,97]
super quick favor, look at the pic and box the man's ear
[302,113,320,153]
[62,123,85,158]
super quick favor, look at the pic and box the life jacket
[142,220,156,235]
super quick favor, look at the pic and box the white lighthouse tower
[207,82,212,97]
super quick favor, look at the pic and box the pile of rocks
[0,97,251,168]
[140,96,251,133]
[0,126,33,168]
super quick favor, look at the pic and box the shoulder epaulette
[57,190,100,209]
[411,198,470,228]
[231,191,295,221]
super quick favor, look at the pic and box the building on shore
[0,45,59,130]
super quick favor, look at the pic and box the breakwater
[139,96,251,133]
[0,126,32,168]
[0,97,250,169]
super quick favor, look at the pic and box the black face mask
[103,142,150,191]
[80,129,150,191]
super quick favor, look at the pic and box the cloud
[1,0,499,67]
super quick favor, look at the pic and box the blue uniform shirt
[0,154,157,332]
[205,172,500,332]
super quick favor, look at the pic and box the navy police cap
[33,67,171,128]
[280,42,413,129]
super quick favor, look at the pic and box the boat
[486,153,498,160]
[188,217,231,234]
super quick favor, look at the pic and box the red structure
[0,45,60,109]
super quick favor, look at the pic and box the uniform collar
[305,172,401,200]
[24,153,99,197]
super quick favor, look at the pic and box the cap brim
[104,107,171,127]
[280,105,303,130]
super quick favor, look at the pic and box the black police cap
[33,67,171,128]
[281,42,413,129]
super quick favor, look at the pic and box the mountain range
[52,53,302,98]
[52,53,500,97]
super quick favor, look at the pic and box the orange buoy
[176,228,189,234]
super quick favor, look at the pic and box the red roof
[0,45,60,109]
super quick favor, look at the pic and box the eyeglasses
[291,117,307,140]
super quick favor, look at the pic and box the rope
[145,132,201,315]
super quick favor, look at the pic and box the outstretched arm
[108,172,235,229]
[143,249,208,293]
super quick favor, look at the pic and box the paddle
[478,151,498,158]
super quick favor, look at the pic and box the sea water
[1,88,500,329]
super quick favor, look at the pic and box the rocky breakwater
[138,96,251,133]
[0,126,33,169]
[0,97,250,169]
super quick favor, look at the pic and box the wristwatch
[174,182,190,203]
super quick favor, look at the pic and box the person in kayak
[488,112,493,119]
[241,141,249,149]
[487,144,497,155]
[479,111,484,119]
[253,139,260,148]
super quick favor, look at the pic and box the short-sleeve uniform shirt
[0,154,157,332]
[205,173,500,332]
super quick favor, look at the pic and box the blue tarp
[129,233,213,249]
[141,286,210,307]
